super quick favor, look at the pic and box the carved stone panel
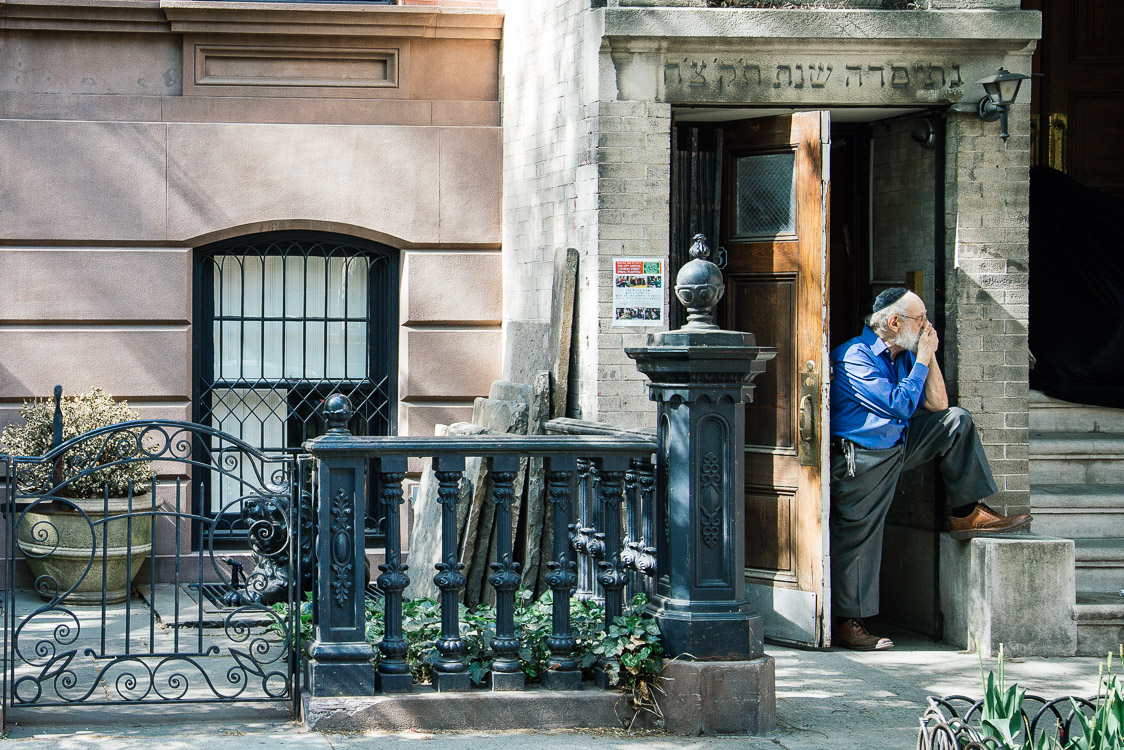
[659,55,967,105]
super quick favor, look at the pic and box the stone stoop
[1030,390,1124,655]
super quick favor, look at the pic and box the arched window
[195,231,397,538]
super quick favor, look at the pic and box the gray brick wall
[872,118,937,311]
[943,104,1032,516]
[502,2,667,429]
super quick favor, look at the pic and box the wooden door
[720,112,831,647]
[1027,0,1124,197]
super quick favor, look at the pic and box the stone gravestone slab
[549,247,579,419]
[403,422,486,600]
[523,372,551,597]
[503,320,550,386]
[462,396,528,607]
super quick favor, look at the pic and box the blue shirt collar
[860,326,891,357]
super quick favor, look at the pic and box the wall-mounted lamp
[977,67,1030,141]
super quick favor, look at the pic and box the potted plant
[2,387,156,604]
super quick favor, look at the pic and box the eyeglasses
[896,313,928,325]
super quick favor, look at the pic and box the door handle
[799,395,814,443]
[798,361,819,467]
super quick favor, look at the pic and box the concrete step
[1074,538,1124,594]
[1031,485,1124,539]
[1029,432,1124,485]
[1075,591,1124,657]
[1030,389,1124,434]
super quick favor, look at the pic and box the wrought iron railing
[917,694,1097,749]
[303,397,658,692]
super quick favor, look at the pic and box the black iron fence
[303,396,658,694]
[1,419,305,721]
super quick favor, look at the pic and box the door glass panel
[734,152,797,237]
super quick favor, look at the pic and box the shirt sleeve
[836,347,929,420]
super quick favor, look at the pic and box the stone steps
[1073,538,1124,595]
[1030,390,1124,434]
[1031,485,1124,539]
[1075,592,1124,657]
[1029,392,1124,654]
[1029,432,1124,485]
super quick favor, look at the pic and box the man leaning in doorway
[828,287,1031,651]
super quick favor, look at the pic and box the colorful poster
[612,258,665,327]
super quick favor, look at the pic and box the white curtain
[213,254,369,383]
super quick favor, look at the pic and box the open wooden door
[720,111,831,647]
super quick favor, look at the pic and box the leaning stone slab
[502,320,550,386]
[524,371,551,595]
[463,397,528,606]
[549,247,579,419]
[404,422,485,601]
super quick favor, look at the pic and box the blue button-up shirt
[830,326,930,449]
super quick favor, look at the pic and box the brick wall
[501,0,666,429]
[501,0,593,327]
[871,118,937,311]
[584,100,670,429]
[943,104,1032,516]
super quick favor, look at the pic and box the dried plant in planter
[3,388,158,604]
[1,387,155,498]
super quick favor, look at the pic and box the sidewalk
[2,625,1108,750]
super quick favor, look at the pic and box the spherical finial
[674,234,725,330]
[323,393,354,435]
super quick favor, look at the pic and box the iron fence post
[375,455,412,693]
[625,234,775,660]
[487,455,524,690]
[431,454,470,692]
[304,394,376,696]
[542,455,581,690]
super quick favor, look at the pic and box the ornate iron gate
[1,419,307,721]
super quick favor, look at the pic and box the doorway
[671,106,947,645]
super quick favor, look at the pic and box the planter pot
[16,497,153,605]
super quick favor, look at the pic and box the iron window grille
[195,231,398,542]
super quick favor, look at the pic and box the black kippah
[872,287,909,314]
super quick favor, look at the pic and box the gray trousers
[829,407,998,619]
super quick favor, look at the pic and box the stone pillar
[625,235,774,660]
[303,394,376,696]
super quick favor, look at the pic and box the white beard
[892,327,921,354]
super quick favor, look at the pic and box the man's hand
[916,321,939,365]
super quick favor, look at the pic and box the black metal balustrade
[303,397,658,694]
[303,234,774,696]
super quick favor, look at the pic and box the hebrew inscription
[664,56,963,102]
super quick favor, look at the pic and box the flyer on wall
[612,258,665,327]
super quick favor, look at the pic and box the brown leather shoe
[832,618,894,651]
[948,503,1032,540]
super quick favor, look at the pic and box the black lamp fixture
[977,67,1030,141]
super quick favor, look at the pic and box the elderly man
[829,287,1031,651]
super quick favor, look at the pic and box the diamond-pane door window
[734,152,797,238]
[197,233,397,541]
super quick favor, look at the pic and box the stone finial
[323,393,354,435]
[674,234,726,330]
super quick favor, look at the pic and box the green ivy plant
[278,590,664,694]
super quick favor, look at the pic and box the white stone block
[939,533,1076,657]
